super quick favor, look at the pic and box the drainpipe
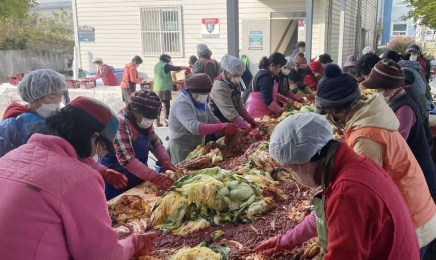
[327,0,333,54]
[338,0,347,67]
[373,0,379,49]
[227,0,240,57]
[305,0,314,61]
[71,0,81,80]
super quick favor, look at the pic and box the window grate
[140,6,183,57]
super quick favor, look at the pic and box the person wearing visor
[87,57,119,86]
[254,113,419,259]
[406,44,431,82]
[99,90,176,200]
[315,64,436,258]
[0,97,158,259]
[209,55,257,132]
[153,54,191,127]
[246,52,291,119]
[168,74,238,164]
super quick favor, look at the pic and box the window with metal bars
[140,6,183,57]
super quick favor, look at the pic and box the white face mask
[231,77,241,84]
[282,68,291,75]
[373,91,390,102]
[410,54,418,62]
[96,64,101,69]
[140,118,154,129]
[196,94,208,103]
[36,103,60,118]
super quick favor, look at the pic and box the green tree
[0,0,36,20]
[404,0,436,29]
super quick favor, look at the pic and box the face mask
[196,94,208,103]
[373,91,390,102]
[410,55,418,62]
[231,77,241,84]
[282,69,291,75]
[36,103,60,118]
[96,64,101,69]
[140,118,154,129]
[294,163,318,188]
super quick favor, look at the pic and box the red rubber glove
[254,211,317,256]
[239,108,258,129]
[132,232,159,257]
[268,101,284,114]
[287,90,304,103]
[276,93,290,104]
[181,66,191,72]
[102,169,128,190]
[220,123,239,135]
[125,158,174,189]
[153,142,177,172]
[233,116,250,130]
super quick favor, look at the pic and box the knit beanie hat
[18,69,67,102]
[294,52,307,66]
[67,97,119,154]
[309,61,323,74]
[361,60,405,90]
[185,73,213,93]
[130,90,162,119]
[405,44,421,53]
[315,64,361,114]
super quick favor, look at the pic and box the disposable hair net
[18,69,67,102]
[285,56,295,68]
[92,57,103,63]
[220,55,246,74]
[362,46,375,55]
[197,43,210,56]
[269,113,333,165]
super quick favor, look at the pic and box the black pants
[158,100,171,120]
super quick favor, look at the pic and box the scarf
[182,89,206,111]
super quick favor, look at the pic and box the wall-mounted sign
[298,19,305,30]
[78,26,95,42]
[248,31,263,50]
[202,18,220,38]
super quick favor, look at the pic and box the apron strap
[321,141,339,190]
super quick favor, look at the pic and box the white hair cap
[362,46,375,55]
[285,56,296,68]
[220,55,246,74]
[92,57,103,63]
[269,113,333,165]
[197,43,210,56]
[18,69,67,103]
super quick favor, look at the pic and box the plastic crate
[15,73,24,81]
[66,80,80,89]
[80,80,96,89]
[9,77,18,86]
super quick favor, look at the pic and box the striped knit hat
[185,73,213,93]
[130,90,162,119]
[294,52,307,66]
[67,97,119,154]
[361,59,405,90]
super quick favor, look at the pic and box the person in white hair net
[209,55,257,131]
[362,45,375,55]
[277,57,305,103]
[0,69,129,191]
[193,43,220,80]
[255,113,419,259]
[0,69,67,157]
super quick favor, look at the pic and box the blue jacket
[0,113,45,157]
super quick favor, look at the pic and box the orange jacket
[120,62,141,89]
[346,127,436,228]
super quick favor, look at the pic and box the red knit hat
[185,73,213,93]
[130,90,162,119]
[309,61,323,74]
[361,59,405,90]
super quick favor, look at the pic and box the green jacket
[153,61,173,92]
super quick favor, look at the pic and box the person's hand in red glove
[149,174,174,189]
[220,123,239,135]
[246,117,258,129]
[101,169,128,190]
[161,161,177,172]
[132,232,159,257]
[181,66,191,72]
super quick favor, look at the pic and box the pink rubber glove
[181,66,191,72]
[254,211,317,256]
[287,90,304,103]
[125,158,174,189]
[131,232,159,257]
[234,116,250,130]
[268,101,284,114]
[239,108,257,129]
[153,143,177,172]
[199,123,238,135]
[277,93,290,104]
